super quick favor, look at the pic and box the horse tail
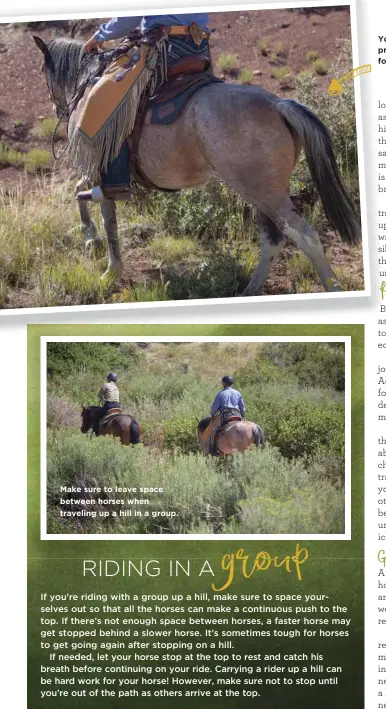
[277,98,361,245]
[130,418,140,445]
[252,424,265,448]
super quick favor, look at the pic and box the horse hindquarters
[277,99,361,245]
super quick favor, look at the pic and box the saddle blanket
[150,73,223,125]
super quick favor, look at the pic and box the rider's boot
[77,186,131,202]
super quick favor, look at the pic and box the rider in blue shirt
[205,375,245,455]
[211,376,246,419]
[84,15,210,51]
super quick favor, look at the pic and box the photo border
[40,334,352,541]
[0,0,370,316]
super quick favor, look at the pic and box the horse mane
[45,38,113,91]
[197,416,211,432]
[82,404,100,415]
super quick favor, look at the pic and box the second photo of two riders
[0,2,366,310]
[44,339,347,537]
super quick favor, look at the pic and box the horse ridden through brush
[80,405,141,445]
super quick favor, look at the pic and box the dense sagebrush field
[0,30,363,306]
[46,341,346,535]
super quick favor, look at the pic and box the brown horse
[81,405,141,445]
[197,416,264,456]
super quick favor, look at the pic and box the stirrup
[77,186,131,203]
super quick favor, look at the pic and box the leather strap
[166,25,210,40]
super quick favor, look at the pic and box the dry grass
[47,394,81,428]
[0,143,51,173]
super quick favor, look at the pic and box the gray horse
[34,36,361,295]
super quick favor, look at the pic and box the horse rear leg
[100,200,123,280]
[75,178,103,252]
[242,211,286,296]
[269,197,342,292]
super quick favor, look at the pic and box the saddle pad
[150,74,223,125]
[100,408,122,426]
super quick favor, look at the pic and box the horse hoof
[325,278,343,293]
[239,287,261,297]
[85,238,104,256]
[101,264,123,281]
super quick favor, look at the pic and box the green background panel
[28,324,364,709]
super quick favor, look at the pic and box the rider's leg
[93,404,108,436]
[77,142,131,202]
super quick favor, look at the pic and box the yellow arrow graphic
[328,63,371,96]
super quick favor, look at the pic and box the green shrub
[161,243,251,300]
[163,416,199,454]
[293,41,358,196]
[306,50,319,63]
[41,259,111,306]
[313,58,328,75]
[260,342,345,391]
[238,343,345,392]
[31,117,57,139]
[113,281,170,303]
[248,396,344,459]
[134,183,256,244]
[0,142,24,167]
[239,68,254,85]
[222,447,344,534]
[258,37,270,56]
[218,53,240,74]
[47,432,240,534]
[271,65,293,82]
[47,432,344,535]
[47,342,139,378]
[23,148,52,173]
